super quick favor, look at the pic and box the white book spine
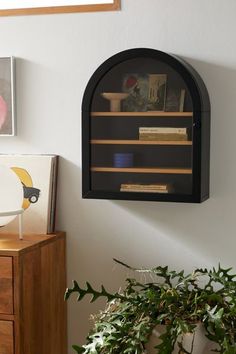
[139,127,187,134]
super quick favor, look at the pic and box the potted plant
[65,260,236,354]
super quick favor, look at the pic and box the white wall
[0,0,236,351]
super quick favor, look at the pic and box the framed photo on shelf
[122,73,167,112]
[165,88,186,112]
[0,0,120,16]
[122,74,149,112]
[0,57,16,136]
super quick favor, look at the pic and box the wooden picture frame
[0,0,120,16]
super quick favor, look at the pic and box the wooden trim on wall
[0,0,121,16]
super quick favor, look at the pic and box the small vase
[101,92,129,112]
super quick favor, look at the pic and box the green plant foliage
[65,262,236,354]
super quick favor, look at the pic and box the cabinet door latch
[193,121,201,129]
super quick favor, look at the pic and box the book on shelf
[121,183,169,190]
[139,127,188,141]
[120,183,172,193]
[139,133,188,141]
[139,127,187,134]
[0,154,58,234]
[120,188,169,193]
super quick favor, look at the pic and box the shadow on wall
[56,159,137,350]
[56,157,132,283]
[113,57,236,268]
[56,54,236,272]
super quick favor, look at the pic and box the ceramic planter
[145,324,218,353]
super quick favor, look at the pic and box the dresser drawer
[0,320,14,354]
[0,257,13,314]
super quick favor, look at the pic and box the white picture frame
[0,154,58,234]
[0,57,16,136]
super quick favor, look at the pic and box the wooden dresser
[0,232,67,354]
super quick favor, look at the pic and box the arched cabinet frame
[82,48,210,203]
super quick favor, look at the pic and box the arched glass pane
[90,56,193,195]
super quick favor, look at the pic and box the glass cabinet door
[82,49,210,202]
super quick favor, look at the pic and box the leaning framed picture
[122,73,167,112]
[0,57,15,136]
[0,0,120,16]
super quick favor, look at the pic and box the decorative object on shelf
[165,88,186,112]
[139,127,188,141]
[122,74,148,112]
[66,261,236,353]
[0,209,24,239]
[0,154,58,234]
[101,92,129,112]
[0,0,120,16]
[113,153,134,168]
[122,73,167,112]
[0,57,16,136]
[147,74,167,111]
[82,48,210,203]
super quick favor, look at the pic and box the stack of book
[139,127,188,141]
[120,183,171,193]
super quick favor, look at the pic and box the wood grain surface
[0,320,14,354]
[0,257,13,315]
[0,232,67,354]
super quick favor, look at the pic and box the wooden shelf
[91,139,192,145]
[91,167,192,174]
[91,111,193,117]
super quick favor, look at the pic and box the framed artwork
[122,73,167,112]
[0,57,16,136]
[0,154,58,234]
[165,88,186,112]
[0,0,120,16]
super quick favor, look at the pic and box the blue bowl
[113,153,134,168]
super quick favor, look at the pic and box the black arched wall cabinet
[82,48,210,203]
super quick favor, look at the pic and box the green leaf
[65,280,125,304]
[72,345,85,353]
[66,261,236,354]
